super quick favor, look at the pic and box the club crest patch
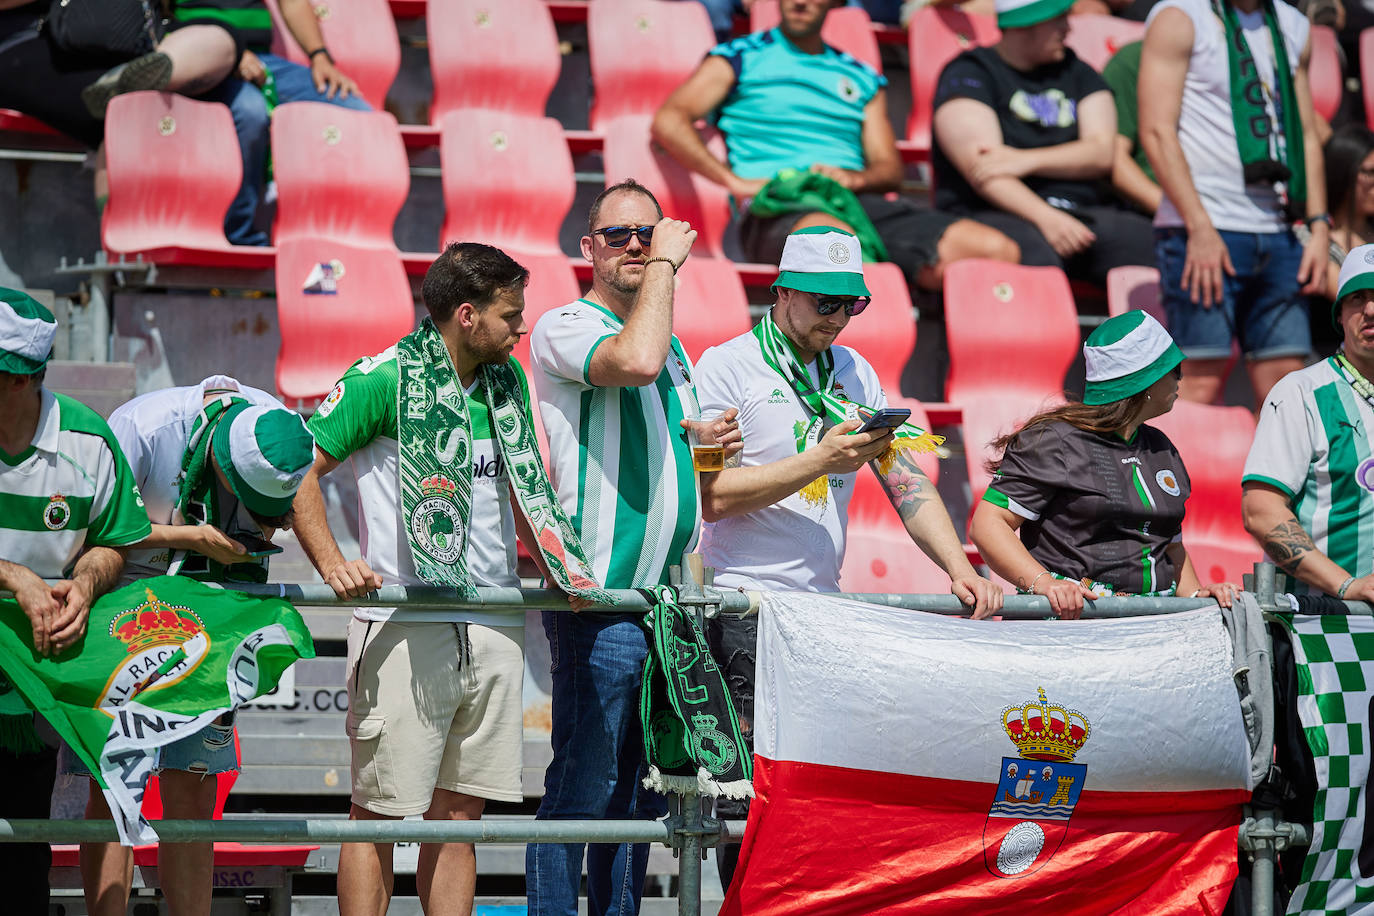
[984,687,1092,879]
[1156,469,1181,496]
[44,494,71,531]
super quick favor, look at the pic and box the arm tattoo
[880,448,935,522]
[1263,518,1318,576]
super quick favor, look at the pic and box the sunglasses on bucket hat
[593,225,655,248]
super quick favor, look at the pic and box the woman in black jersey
[970,310,1237,618]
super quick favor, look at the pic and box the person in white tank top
[1138,0,1329,407]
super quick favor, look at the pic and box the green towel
[749,169,889,263]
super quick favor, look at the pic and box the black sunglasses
[808,292,870,317]
[593,225,655,248]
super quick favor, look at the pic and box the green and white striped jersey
[529,298,702,589]
[1244,358,1374,594]
[0,389,151,578]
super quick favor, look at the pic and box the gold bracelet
[643,256,678,273]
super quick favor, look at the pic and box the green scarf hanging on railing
[640,586,753,799]
[1215,0,1305,211]
[751,311,944,507]
[396,318,615,603]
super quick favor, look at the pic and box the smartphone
[857,407,911,434]
[233,532,283,558]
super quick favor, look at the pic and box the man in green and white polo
[1243,244,1374,601]
[294,242,607,916]
[525,179,739,916]
[0,288,150,911]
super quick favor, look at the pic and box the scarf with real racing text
[752,312,944,508]
[640,585,753,800]
[396,318,614,603]
[1215,0,1306,212]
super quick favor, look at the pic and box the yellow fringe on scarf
[800,476,829,507]
[874,432,947,475]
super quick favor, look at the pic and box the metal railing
[1,559,1355,915]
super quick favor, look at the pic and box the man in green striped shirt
[1243,245,1374,601]
[526,180,736,916]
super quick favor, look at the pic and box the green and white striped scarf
[751,311,943,506]
[396,318,614,604]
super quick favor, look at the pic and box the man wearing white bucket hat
[930,0,1154,283]
[0,288,150,912]
[1139,0,1326,406]
[1242,244,1374,603]
[693,227,1003,889]
[74,377,314,916]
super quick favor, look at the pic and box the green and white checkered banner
[1285,614,1374,915]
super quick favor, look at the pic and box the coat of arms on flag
[984,688,1091,878]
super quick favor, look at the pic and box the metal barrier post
[1249,806,1277,916]
[671,554,716,916]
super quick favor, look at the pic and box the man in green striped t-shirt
[526,180,739,916]
[1243,245,1374,602]
[0,289,149,911]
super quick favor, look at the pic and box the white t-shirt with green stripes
[1243,358,1374,594]
[308,346,526,625]
[0,389,151,579]
[530,298,702,589]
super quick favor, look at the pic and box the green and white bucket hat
[996,0,1075,28]
[1335,243,1374,305]
[1082,311,1184,406]
[0,287,56,375]
[211,403,316,517]
[773,226,872,298]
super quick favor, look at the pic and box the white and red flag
[720,592,1253,915]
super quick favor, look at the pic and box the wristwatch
[1305,212,1333,228]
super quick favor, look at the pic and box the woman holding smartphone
[969,311,1236,618]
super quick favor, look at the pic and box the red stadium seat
[439,110,573,257]
[587,0,715,128]
[1064,14,1144,71]
[944,260,1078,500]
[274,239,416,403]
[102,92,273,268]
[602,116,733,258]
[427,0,560,123]
[906,6,1000,160]
[263,0,400,111]
[749,1,882,72]
[839,399,953,593]
[1363,27,1374,128]
[272,102,409,248]
[1309,25,1343,124]
[671,256,752,362]
[841,261,916,397]
[1150,400,1263,585]
[1105,264,1164,323]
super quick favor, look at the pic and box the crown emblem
[419,474,457,498]
[109,589,205,655]
[1002,687,1091,762]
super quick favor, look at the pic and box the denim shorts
[1155,227,1312,361]
[59,718,239,777]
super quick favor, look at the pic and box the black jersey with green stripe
[173,0,273,53]
[983,420,1190,594]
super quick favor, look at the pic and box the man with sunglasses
[526,179,740,916]
[692,227,1003,890]
[653,0,1019,291]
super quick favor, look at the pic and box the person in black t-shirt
[970,311,1237,617]
[932,0,1154,284]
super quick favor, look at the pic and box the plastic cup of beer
[690,409,726,472]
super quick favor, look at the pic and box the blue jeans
[204,52,372,245]
[1155,227,1312,361]
[526,612,667,916]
